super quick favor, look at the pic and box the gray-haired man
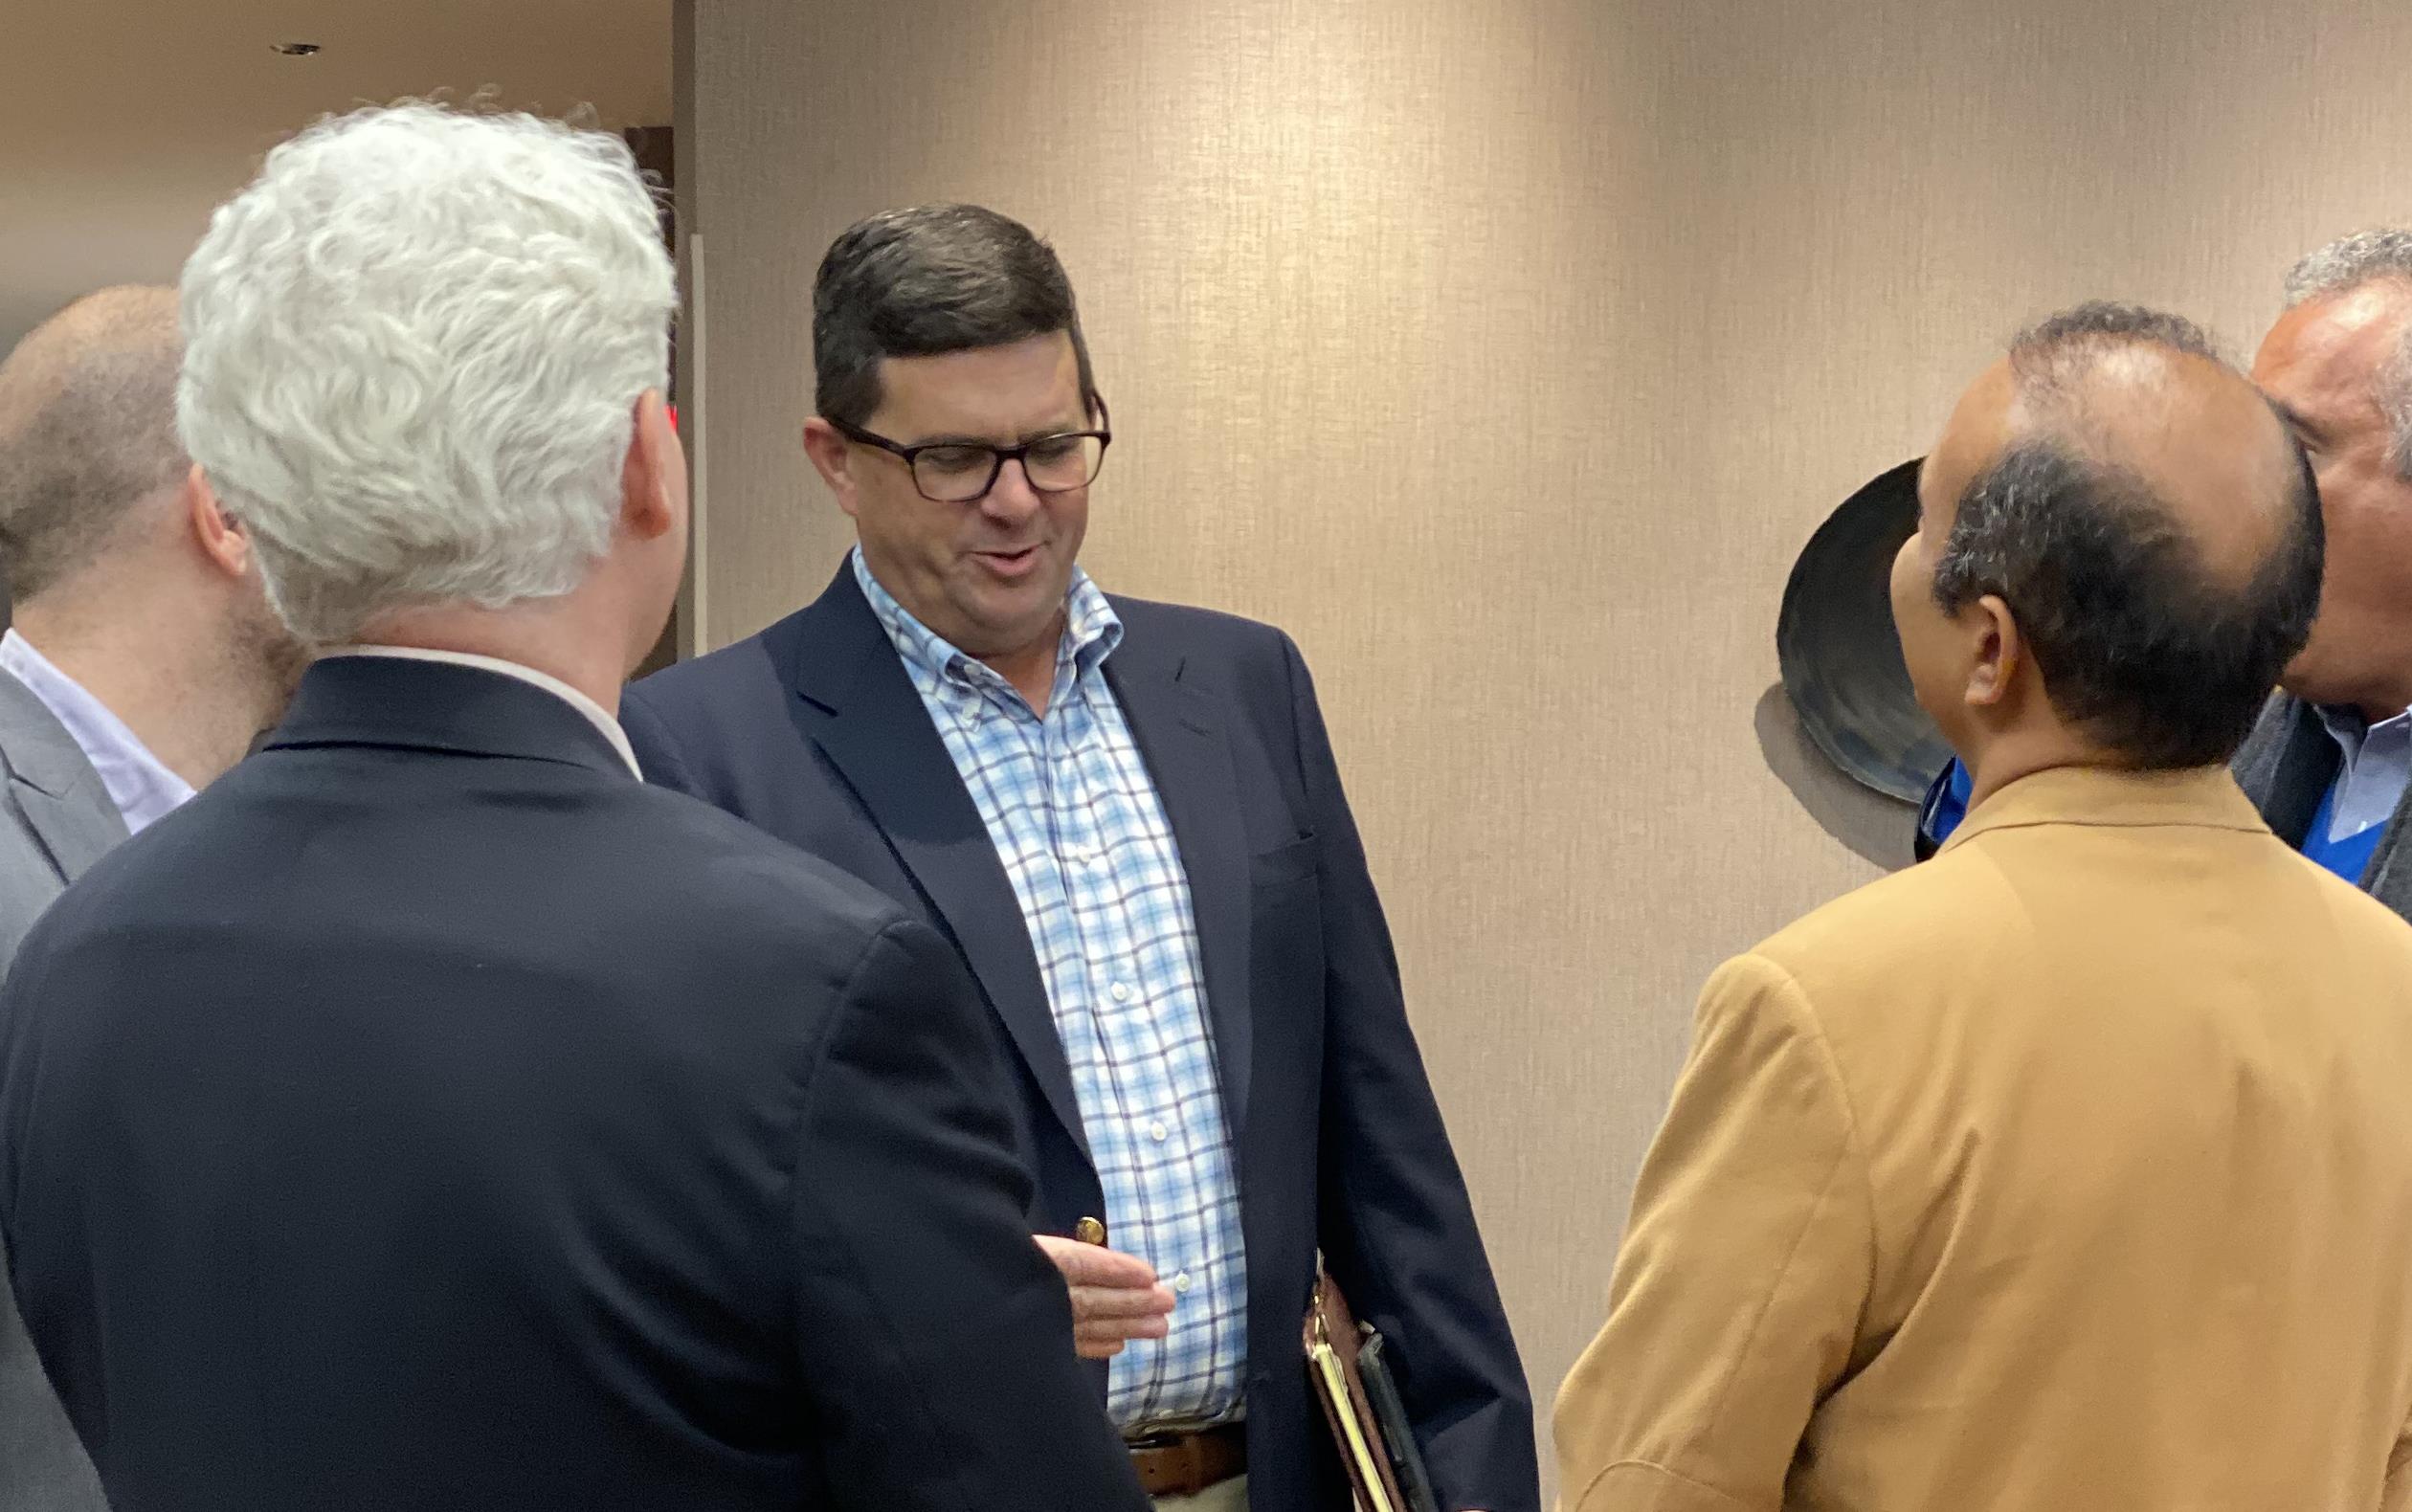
[2240,229,2412,917]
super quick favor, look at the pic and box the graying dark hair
[2007,300,2222,396]
[1932,301,2322,770]
[813,204,1097,429]
[0,287,188,603]
[2283,227,2412,479]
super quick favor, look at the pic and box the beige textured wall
[680,0,2412,1477]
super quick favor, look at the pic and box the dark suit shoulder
[505,768,933,982]
[1105,592,1307,705]
[1106,593,1294,658]
[627,611,806,718]
[631,775,925,946]
[25,752,917,1012]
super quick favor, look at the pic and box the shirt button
[1110,982,1131,1004]
[1150,1121,1169,1143]
[1173,1272,1194,1294]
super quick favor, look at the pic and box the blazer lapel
[0,671,128,884]
[2240,695,2412,914]
[10,782,124,883]
[2362,746,2412,915]
[790,573,1092,1161]
[1105,638,1254,1137]
[2258,700,2338,849]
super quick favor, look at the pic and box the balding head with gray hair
[0,286,188,605]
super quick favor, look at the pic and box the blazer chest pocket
[1248,834,1325,1018]
[1249,834,1318,889]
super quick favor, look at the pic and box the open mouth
[973,545,1043,573]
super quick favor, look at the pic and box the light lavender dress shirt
[0,629,192,834]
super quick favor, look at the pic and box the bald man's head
[1904,301,2322,770]
[0,286,188,605]
[1995,305,2309,588]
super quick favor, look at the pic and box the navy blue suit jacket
[624,567,1538,1512]
[0,656,1149,1512]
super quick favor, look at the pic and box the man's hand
[1034,1234,1177,1360]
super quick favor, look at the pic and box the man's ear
[621,389,685,541]
[186,465,252,581]
[1964,593,2023,709]
[801,417,862,521]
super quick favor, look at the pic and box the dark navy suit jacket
[623,567,1538,1512]
[0,656,1148,1512]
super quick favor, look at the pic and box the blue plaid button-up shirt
[854,550,1248,1427]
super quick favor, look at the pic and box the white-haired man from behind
[0,102,1150,1512]
[0,283,306,1512]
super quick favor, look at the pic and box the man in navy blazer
[624,205,1536,1511]
[0,110,1147,1512]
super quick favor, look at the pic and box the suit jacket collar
[787,567,1257,1149]
[1940,764,2270,856]
[0,666,128,882]
[0,629,192,832]
[2244,697,2341,849]
[263,656,635,780]
[789,564,900,718]
[342,647,641,776]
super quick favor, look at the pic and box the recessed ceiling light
[271,41,323,56]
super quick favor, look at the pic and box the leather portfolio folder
[1305,1268,1440,1512]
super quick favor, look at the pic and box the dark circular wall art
[1776,457,1954,805]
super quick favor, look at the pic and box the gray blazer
[0,666,122,1511]
[2232,693,2412,923]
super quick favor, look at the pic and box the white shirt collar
[334,646,642,778]
[0,628,194,834]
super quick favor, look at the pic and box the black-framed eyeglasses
[830,399,1112,503]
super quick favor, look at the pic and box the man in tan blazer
[1556,301,2412,1511]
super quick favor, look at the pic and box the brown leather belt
[1127,1423,1245,1499]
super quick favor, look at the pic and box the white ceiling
[0,0,673,351]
